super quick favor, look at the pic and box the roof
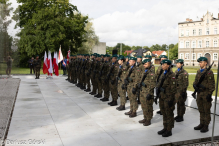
[124,50,133,54]
[152,51,165,56]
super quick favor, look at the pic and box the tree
[168,43,178,60]
[0,0,13,62]
[150,44,161,51]
[78,18,99,54]
[13,0,88,57]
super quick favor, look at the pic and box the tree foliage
[13,0,88,57]
[167,43,178,60]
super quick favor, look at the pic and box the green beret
[142,59,151,64]
[145,55,152,59]
[118,56,125,60]
[176,59,184,63]
[36,55,39,57]
[70,55,73,57]
[162,59,172,65]
[112,54,118,58]
[125,56,129,59]
[97,54,101,57]
[129,57,137,61]
[197,57,208,62]
[160,55,167,59]
[137,56,142,58]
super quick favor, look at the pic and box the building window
[197,53,202,59]
[186,30,189,36]
[206,28,209,35]
[193,29,196,36]
[207,19,209,24]
[199,29,202,35]
[186,41,190,48]
[214,40,218,47]
[180,53,184,59]
[198,41,202,48]
[192,53,196,60]
[213,53,218,60]
[180,41,184,48]
[185,53,190,60]
[181,30,184,37]
[192,41,196,48]
[206,41,209,47]
[214,28,217,34]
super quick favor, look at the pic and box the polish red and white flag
[53,52,59,76]
[58,45,63,63]
[43,51,48,74]
[48,51,53,76]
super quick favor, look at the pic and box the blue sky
[8,0,219,47]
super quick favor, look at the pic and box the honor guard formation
[64,53,215,137]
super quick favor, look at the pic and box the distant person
[6,56,12,76]
[33,55,41,79]
[61,57,67,75]
[28,57,35,74]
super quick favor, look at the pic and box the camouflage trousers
[197,92,212,125]
[118,82,126,106]
[140,92,153,120]
[95,77,102,95]
[109,80,118,101]
[67,67,70,79]
[175,92,187,117]
[35,67,40,78]
[102,79,109,98]
[159,96,175,131]
[127,85,138,112]
[71,70,77,83]
[91,73,97,93]
[85,73,91,89]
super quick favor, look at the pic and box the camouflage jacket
[117,62,129,84]
[175,68,189,94]
[134,63,144,85]
[140,66,156,95]
[158,70,176,99]
[156,64,163,83]
[33,59,41,68]
[126,65,137,88]
[193,68,215,95]
[108,62,119,81]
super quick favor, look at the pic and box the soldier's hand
[111,79,115,85]
[206,94,212,102]
[141,82,146,87]
[121,84,126,90]
[132,87,137,94]
[154,98,158,105]
[168,99,174,107]
[193,84,198,91]
[146,94,152,100]
[124,79,129,85]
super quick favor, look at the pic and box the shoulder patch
[208,72,212,74]
[172,77,175,79]
[151,74,153,75]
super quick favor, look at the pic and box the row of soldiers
[66,54,215,137]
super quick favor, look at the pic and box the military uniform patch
[172,77,175,79]
[151,77,154,79]
[173,82,175,84]
[185,76,187,78]
[209,77,212,79]
[124,71,126,74]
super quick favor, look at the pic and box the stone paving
[3,75,219,146]
[0,78,20,144]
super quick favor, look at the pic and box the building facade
[178,11,219,66]
[92,42,106,54]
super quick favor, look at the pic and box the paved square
[6,75,219,146]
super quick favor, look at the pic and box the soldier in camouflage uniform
[89,54,97,95]
[84,55,91,92]
[124,57,138,118]
[135,56,144,104]
[108,55,119,106]
[100,55,110,102]
[156,59,176,137]
[138,59,156,126]
[156,55,168,115]
[72,55,77,84]
[125,56,130,101]
[116,56,129,111]
[174,59,189,122]
[94,55,103,98]
[145,55,155,73]
[193,57,215,133]
[33,55,41,79]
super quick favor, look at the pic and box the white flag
[58,45,63,63]
[48,51,53,76]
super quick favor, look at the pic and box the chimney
[218,13,219,19]
[189,19,193,22]
[186,18,190,22]
[201,18,203,21]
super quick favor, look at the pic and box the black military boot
[200,125,209,133]
[101,97,109,102]
[108,100,113,105]
[176,116,184,122]
[137,99,141,104]
[157,110,162,115]
[129,112,137,118]
[125,110,132,115]
[143,120,151,126]
[90,92,96,95]
[110,101,118,106]
[158,128,167,135]
[65,78,69,80]
[139,119,146,124]
[126,96,129,100]
[174,115,179,120]
[96,94,102,98]
[85,88,91,92]
[162,130,172,137]
[194,124,204,130]
[94,94,99,97]
[116,105,125,111]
